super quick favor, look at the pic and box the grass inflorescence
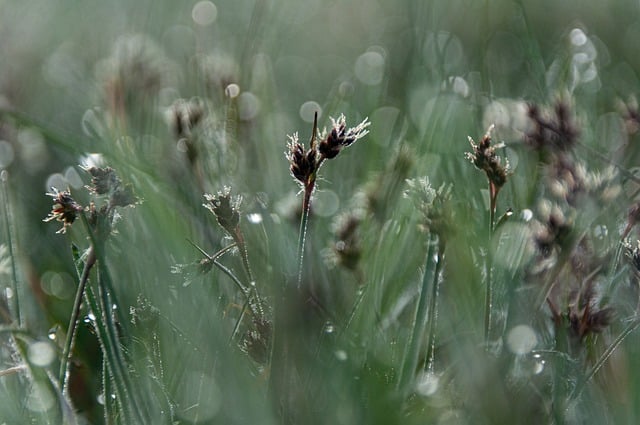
[3,2,640,424]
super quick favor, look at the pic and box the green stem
[59,246,96,394]
[570,315,640,401]
[424,245,444,373]
[399,237,436,395]
[1,171,21,326]
[296,186,313,288]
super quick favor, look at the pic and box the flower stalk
[286,112,370,287]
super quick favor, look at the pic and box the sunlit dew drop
[354,48,385,86]
[84,312,96,324]
[506,324,538,355]
[224,83,240,98]
[299,101,322,123]
[324,322,335,334]
[28,341,55,367]
[335,350,348,361]
[80,153,105,169]
[5,287,13,299]
[415,371,439,396]
[97,393,105,405]
[450,76,469,97]
[594,224,608,239]
[570,28,588,46]
[192,1,217,26]
[247,213,263,224]
[532,353,546,374]
[0,140,15,168]
[521,209,533,222]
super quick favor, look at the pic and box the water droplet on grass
[28,341,55,367]
[299,101,322,123]
[247,213,262,224]
[506,325,537,355]
[416,371,439,396]
[192,1,217,26]
[324,322,335,334]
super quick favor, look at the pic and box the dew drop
[506,324,537,355]
[570,28,587,46]
[192,1,217,26]
[28,341,55,367]
[299,101,322,123]
[335,350,348,361]
[247,213,263,224]
[521,209,533,222]
[324,322,335,334]
[84,312,96,323]
[225,83,240,98]
[594,224,608,239]
[415,371,439,396]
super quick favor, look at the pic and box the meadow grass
[2,0,640,424]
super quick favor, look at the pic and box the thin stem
[569,315,640,401]
[399,237,436,395]
[485,183,497,346]
[296,186,313,288]
[59,245,96,394]
[424,245,444,373]
[1,171,21,326]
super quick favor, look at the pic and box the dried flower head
[44,188,83,233]
[567,283,613,340]
[166,98,205,139]
[318,114,370,160]
[82,166,138,208]
[204,187,241,236]
[286,113,370,191]
[404,177,453,242]
[83,166,119,195]
[286,132,318,187]
[466,125,509,191]
[533,203,573,258]
[525,101,579,153]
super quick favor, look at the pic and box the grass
[3,0,640,423]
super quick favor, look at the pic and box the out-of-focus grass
[2,0,640,423]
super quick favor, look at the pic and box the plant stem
[59,245,96,394]
[569,315,640,401]
[1,171,21,326]
[399,236,436,395]
[296,186,313,288]
[424,245,444,373]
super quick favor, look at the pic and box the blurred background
[2,0,640,423]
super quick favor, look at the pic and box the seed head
[318,114,370,160]
[204,187,241,236]
[44,188,83,234]
[466,125,509,191]
[525,101,579,153]
[286,133,318,187]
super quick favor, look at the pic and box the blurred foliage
[2,0,640,423]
